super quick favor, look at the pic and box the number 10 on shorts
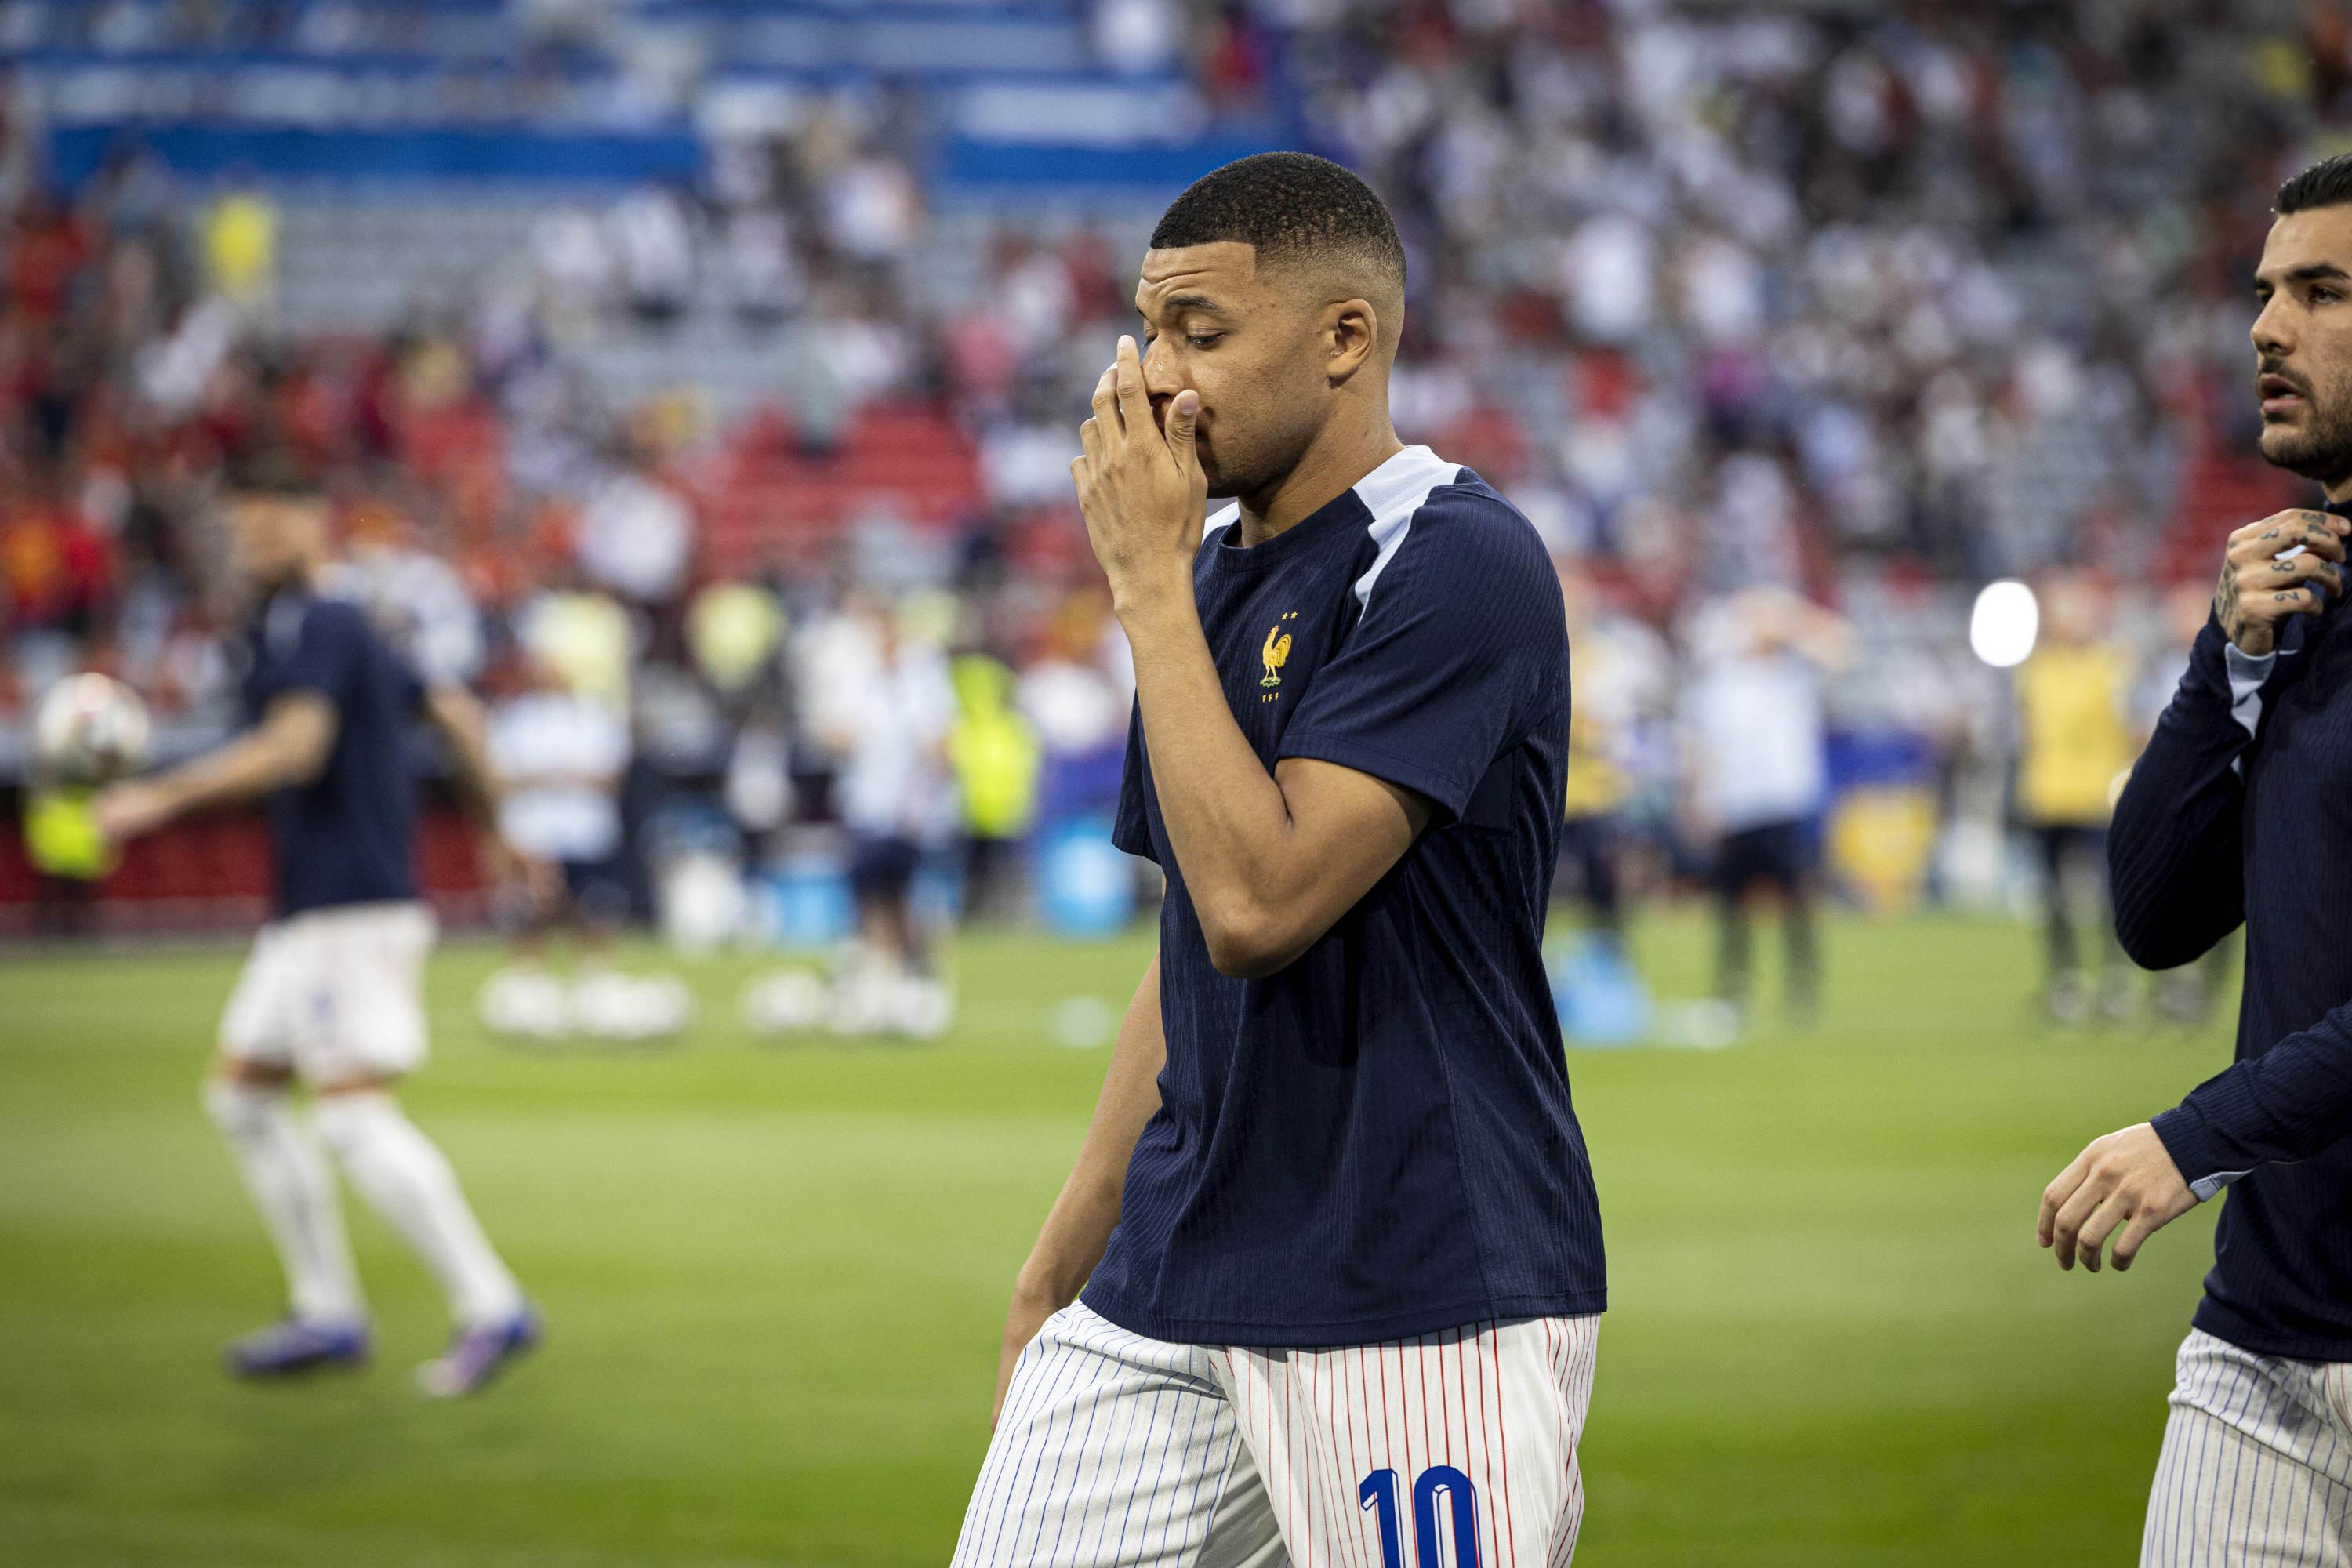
[1359,1466,1480,1568]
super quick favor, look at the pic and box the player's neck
[1235,416,1406,547]
[2326,472,2352,506]
[255,559,328,600]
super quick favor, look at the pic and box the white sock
[202,1079,364,1323]
[314,1093,524,1328]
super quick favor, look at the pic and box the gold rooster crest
[1260,612,1298,690]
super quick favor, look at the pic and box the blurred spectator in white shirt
[1093,0,1181,74]
[491,647,633,940]
[1679,589,1852,1023]
[822,597,957,1036]
[606,186,695,324]
[721,207,803,325]
[577,451,693,608]
[821,153,920,267]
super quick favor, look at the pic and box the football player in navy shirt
[953,154,1602,1566]
[2042,154,2352,1563]
[96,458,545,1398]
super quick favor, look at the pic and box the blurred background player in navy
[93,455,544,1397]
[2010,568,2136,1025]
[2041,152,2352,1566]
[1679,586,1851,1028]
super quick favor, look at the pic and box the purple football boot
[225,1316,372,1378]
[416,1307,542,1399]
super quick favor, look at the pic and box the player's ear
[1324,299,1378,387]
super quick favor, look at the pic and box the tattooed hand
[2215,509,2350,655]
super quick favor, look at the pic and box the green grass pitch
[0,911,2230,1566]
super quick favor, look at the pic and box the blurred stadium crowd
[2,0,2350,945]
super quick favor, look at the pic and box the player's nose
[2253,299,2292,357]
[1140,339,1185,401]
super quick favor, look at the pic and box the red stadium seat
[687,401,984,575]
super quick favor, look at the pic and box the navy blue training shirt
[2111,495,2352,1361]
[240,586,424,917]
[1082,445,1603,1348]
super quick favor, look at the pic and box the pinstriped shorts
[952,1300,1599,1568]
[2142,1330,2352,1566]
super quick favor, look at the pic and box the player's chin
[2258,424,2310,467]
[2259,423,2345,477]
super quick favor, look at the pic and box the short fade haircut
[220,443,325,501]
[1151,151,1406,295]
[2277,152,2352,216]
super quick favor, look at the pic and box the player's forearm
[448,756,502,829]
[150,717,327,821]
[506,768,619,793]
[1014,1171,1124,1312]
[2155,1010,2352,1186]
[1794,608,1855,670]
[1014,956,1164,1308]
[424,685,504,827]
[1119,588,1308,965]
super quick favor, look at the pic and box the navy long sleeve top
[2111,516,2352,1360]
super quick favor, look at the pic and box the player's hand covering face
[1112,241,1388,511]
[1073,334,1210,607]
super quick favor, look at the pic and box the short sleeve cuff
[2151,1105,2249,1203]
[273,674,338,702]
[1277,728,1468,822]
[1111,819,1158,863]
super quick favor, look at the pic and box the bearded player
[953,153,1601,1566]
[2042,152,2352,1562]
[96,458,543,1397]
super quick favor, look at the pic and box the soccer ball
[477,967,571,1041]
[33,673,151,786]
[889,976,955,1041]
[740,967,831,1037]
[573,971,694,1042]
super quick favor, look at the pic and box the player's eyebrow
[1142,292,1232,319]
[2256,262,2352,292]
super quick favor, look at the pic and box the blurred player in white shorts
[98,453,546,1398]
[957,155,1603,1566]
[221,902,440,1080]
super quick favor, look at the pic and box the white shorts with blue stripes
[951,1300,1599,1568]
[2142,1329,2352,1566]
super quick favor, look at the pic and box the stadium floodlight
[1969,579,2039,668]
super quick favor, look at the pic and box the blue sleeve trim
[1277,728,1469,822]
